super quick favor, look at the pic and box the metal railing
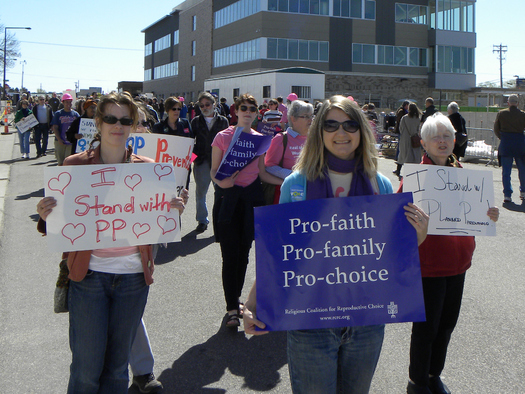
[464,127,498,166]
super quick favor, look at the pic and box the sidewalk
[0,113,16,236]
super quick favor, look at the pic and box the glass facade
[429,0,474,32]
[333,0,375,19]
[154,62,178,79]
[214,39,261,67]
[173,30,179,46]
[215,0,260,28]
[144,69,152,81]
[353,43,427,67]
[145,43,152,56]
[267,38,329,61]
[395,3,427,24]
[154,34,171,53]
[434,45,474,74]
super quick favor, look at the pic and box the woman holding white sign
[210,93,282,329]
[244,95,429,393]
[399,113,499,394]
[36,92,187,394]
[14,99,34,159]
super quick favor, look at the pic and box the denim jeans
[287,325,385,394]
[67,271,149,394]
[34,123,49,155]
[499,132,525,197]
[193,160,212,224]
[17,130,31,154]
[129,319,154,376]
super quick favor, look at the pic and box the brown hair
[234,93,257,110]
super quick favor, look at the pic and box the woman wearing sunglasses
[243,95,429,393]
[210,93,281,328]
[152,96,194,139]
[36,92,186,393]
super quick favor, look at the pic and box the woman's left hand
[170,196,185,214]
[404,202,429,246]
[487,206,499,222]
[180,188,189,205]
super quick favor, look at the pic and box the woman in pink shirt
[210,93,281,328]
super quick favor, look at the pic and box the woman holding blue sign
[399,114,499,394]
[36,92,187,394]
[210,93,282,329]
[244,95,429,393]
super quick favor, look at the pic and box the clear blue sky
[2,0,523,94]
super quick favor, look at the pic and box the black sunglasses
[323,119,360,133]
[171,107,181,111]
[102,115,134,126]
[239,105,257,113]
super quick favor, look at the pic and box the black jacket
[191,114,229,165]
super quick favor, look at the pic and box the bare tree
[0,23,22,74]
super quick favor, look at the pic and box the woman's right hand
[37,197,57,221]
[243,304,269,335]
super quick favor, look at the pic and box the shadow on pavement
[154,232,216,265]
[15,187,44,200]
[502,200,525,212]
[141,320,287,393]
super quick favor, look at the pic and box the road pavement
[0,125,524,393]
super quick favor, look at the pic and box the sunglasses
[102,115,134,126]
[323,119,360,133]
[199,103,212,108]
[171,107,181,111]
[239,105,257,113]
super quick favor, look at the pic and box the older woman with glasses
[152,96,193,139]
[211,93,282,328]
[244,95,429,393]
[36,92,186,393]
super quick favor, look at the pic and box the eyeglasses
[171,107,181,111]
[199,102,212,108]
[323,119,360,133]
[239,105,257,113]
[102,115,134,126]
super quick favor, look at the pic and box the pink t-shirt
[212,126,262,187]
[265,132,307,170]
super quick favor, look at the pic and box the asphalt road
[0,128,523,393]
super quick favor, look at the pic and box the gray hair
[447,101,459,113]
[508,94,519,105]
[288,100,313,118]
[421,113,455,142]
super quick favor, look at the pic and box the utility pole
[493,44,508,89]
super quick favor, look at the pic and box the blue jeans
[499,132,525,197]
[129,319,154,376]
[17,130,30,154]
[67,271,149,394]
[193,160,212,224]
[34,123,49,154]
[287,325,385,394]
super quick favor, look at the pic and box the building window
[333,0,375,19]
[192,15,197,31]
[267,0,329,15]
[263,85,271,98]
[266,38,329,62]
[144,69,152,81]
[153,62,179,80]
[173,30,179,45]
[429,0,474,32]
[154,34,171,53]
[435,45,474,74]
[291,86,311,99]
[191,65,196,81]
[214,38,261,67]
[215,0,261,29]
[395,3,427,24]
[353,43,427,67]
[233,88,240,98]
[192,41,196,56]
[145,43,152,56]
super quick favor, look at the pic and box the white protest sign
[127,133,194,195]
[75,118,97,152]
[403,164,496,236]
[44,163,180,252]
[15,113,39,133]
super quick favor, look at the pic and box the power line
[493,44,508,89]
[19,40,142,52]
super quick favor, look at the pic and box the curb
[0,115,16,237]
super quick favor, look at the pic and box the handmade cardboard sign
[15,114,38,133]
[44,163,180,252]
[126,133,194,195]
[254,193,425,332]
[75,118,98,152]
[403,164,496,236]
[215,128,272,180]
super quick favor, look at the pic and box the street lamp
[3,26,31,100]
[20,60,26,91]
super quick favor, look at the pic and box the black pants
[34,123,49,155]
[409,273,466,386]
[216,199,254,312]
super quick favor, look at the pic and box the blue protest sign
[254,192,425,331]
[215,128,272,180]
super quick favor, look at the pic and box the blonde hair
[294,95,378,181]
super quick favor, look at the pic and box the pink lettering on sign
[124,174,142,191]
[154,164,173,180]
[48,172,72,195]
[91,167,116,188]
[157,215,177,235]
[133,223,151,239]
[62,223,86,245]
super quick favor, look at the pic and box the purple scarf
[306,152,374,200]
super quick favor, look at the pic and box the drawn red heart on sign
[62,223,86,245]
[124,174,142,191]
[132,223,151,239]
[157,215,177,235]
[48,172,72,195]
[154,164,173,180]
